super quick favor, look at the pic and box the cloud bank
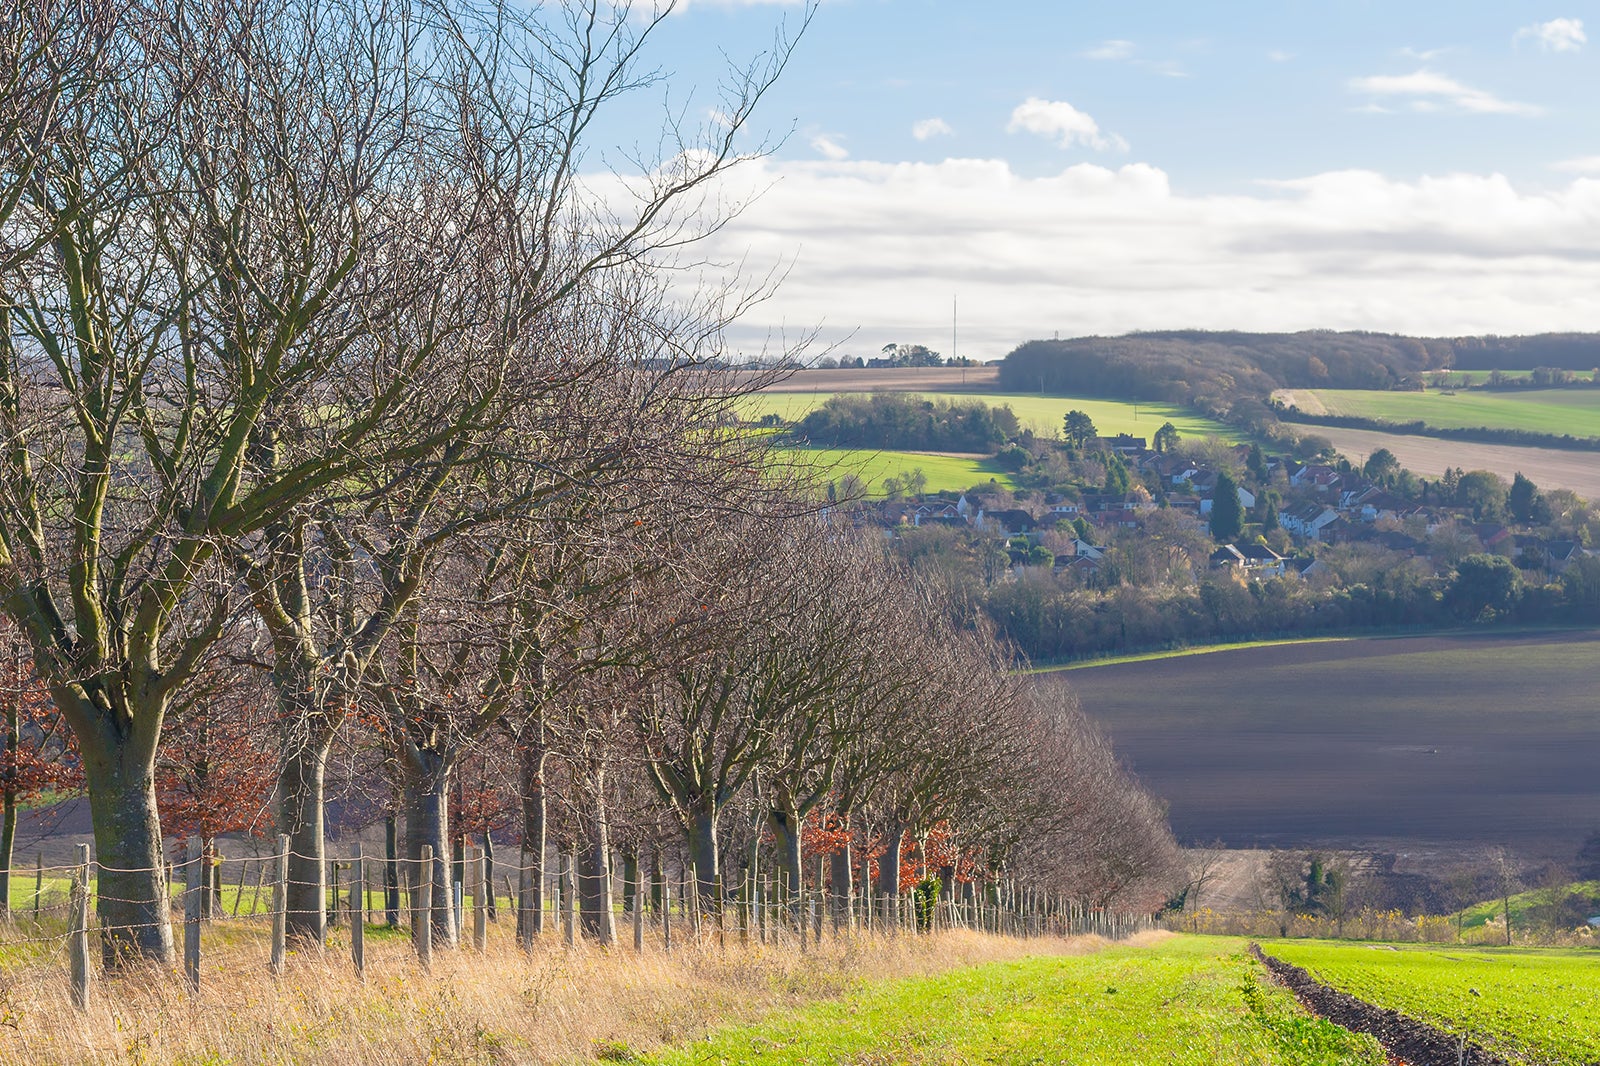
[669,156,1600,359]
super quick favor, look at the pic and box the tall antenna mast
[952,294,957,364]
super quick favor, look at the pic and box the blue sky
[597,2,1600,360]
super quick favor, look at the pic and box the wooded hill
[1000,331,1600,421]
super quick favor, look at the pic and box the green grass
[743,391,1233,441]
[774,446,1016,493]
[645,936,1383,1066]
[1304,387,1600,438]
[1452,880,1600,932]
[1268,939,1600,1065]
[1032,636,1356,672]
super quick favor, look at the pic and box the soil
[1252,944,1511,1066]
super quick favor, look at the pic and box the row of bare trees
[0,0,1178,972]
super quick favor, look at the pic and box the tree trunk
[829,837,853,928]
[85,750,173,966]
[687,803,720,915]
[404,762,458,949]
[621,851,638,914]
[519,739,547,934]
[767,803,803,925]
[1,701,16,919]
[576,772,615,944]
[483,831,496,921]
[384,814,401,928]
[278,735,334,946]
[876,814,906,906]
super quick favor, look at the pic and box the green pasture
[1304,387,1600,438]
[646,935,1381,1066]
[774,446,1015,494]
[1452,880,1600,932]
[743,391,1233,441]
[1268,939,1600,1065]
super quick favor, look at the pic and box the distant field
[775,446,1014,493]
[1055,629,1600,856]
[745,390,1232,441]
[1269,939,1600,1065]
[1296,387,1600,438]
[649,936,1383,1066]
[745,365,1001,392]
[1302,425,1600,500]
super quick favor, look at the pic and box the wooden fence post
[351,845,365,980]
[32,852,42,918]
[661,870,672,953]
[231,858,248,919]
[183,838,201,993]
[560,852,575,949]
[471,844,487,952]
[69,843,89,1011]
[633,868,644,954]
[270,834,289,975]
[415,845,433,970]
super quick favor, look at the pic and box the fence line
[2,842,1153,1012]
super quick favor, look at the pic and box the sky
[594,2,1600,361]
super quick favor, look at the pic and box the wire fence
[0,838,1152,1011]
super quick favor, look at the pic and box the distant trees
[877,343,943,367]
[1508,473,1550,524]
[1152,422,1181,454]
[1063,410,1098,447]
[1209,473,1245,542]
[1446,555,1522,620]
[1363,449,1400,487]
[798,394,1020,452]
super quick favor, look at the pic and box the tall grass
[0,922,1116,1065]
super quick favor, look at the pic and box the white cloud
[1083,39,1135,60]
[1007,98,1128,152]
[637,155,1600,361]
[1399,45,1449,61]
[1348,69,1542,116]
[1551,155,1600,174]
[1267,49,1294,62]
[1516,18,1586,52]
[809,134,848,161]
[912,117,954,141]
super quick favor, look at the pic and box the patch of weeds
[594,1038,640,1061]
[1240,967,1385,1066]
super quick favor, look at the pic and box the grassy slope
[776,445,1016,493]
[1268,939,1600,1065]
[648,935,1383,1066]
[1452,880,1600,931]
[1306,387,1600,437]
[743,391,1232,440]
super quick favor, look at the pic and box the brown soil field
[1301,425,1600,500]
[745,366,1001,393]
[1052,629,1600,860]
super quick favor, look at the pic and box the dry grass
[0,922,1132,1065]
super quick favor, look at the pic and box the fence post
[633,867,644,954]
[560,852,575,949]
[69,843,89,1011]
[471,844,487,953]
[415,845,433,970]
[350,845,365,980]
[270,834,289,975]
[231,858,248,919]
[183,838,201,993]
[661,869,672,953]
[32,851,42,919]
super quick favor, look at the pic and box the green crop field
[1268,939,1600,1065]
[1302,387,1600,438]
[775,445,1015,493]
[744,390,1233,441]
[647,936,1383,1066]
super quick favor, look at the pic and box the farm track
[1252,945,1510,1066]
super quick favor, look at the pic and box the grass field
[1055,629,1600,855]
[775,445,1015,493]
[1453,880,1600,932]
[1268,939,1600,1065]
[744,390,1233,441]
[1299,387,1600,438]
[648,935,1383,1066]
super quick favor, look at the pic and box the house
[987,509,1038,537]
[1209,542,1287,577]
[1199,484,1256,515]
[1546,540,1583,573]
[1280,504,1339,540]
